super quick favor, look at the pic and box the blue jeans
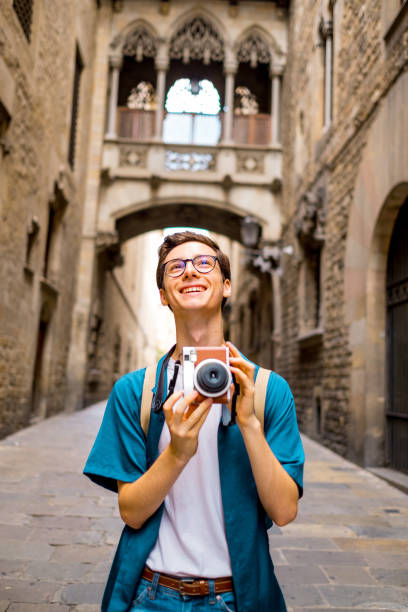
[130,576,237,612]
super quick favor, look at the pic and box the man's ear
[223,279,232,299]
[159,288,169,306]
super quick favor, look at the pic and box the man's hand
[163,390,213,464]
[226,341,257,429]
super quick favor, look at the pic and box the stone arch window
[169,17,224,65]
[122,26,157,62]
[115,26,158,140]
[237,33,271,69]
[234,31,274,144]
[163,77,221,149]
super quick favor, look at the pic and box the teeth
[182,287,205,294]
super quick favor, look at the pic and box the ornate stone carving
[295,188,326,250]
[169,17,224,64]
[234,86,259,115]
[123,27,157,61]
[126,82,157,110]
[96,231,123,270]
[237,33,271,68]
[165,150,216,172]
[236,151,264,174]
[119,145,147,168]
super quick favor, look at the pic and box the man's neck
[172,310,225,362]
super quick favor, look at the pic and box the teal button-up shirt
[84,355,304,611]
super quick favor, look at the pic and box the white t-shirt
[146,359,232,577]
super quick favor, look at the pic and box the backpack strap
[254,366,270,430]
[140,364,157,436]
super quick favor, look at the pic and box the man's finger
[184,397,213,425]
[163,390,183,413]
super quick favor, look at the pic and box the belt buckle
[179,578,194,596]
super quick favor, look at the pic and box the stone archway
[115,201,244,244]
[344,71,408,466]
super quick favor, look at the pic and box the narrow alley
[0,401,407,612]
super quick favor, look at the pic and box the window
[13,0,34,42]
[319,12,334,129]
[163,78,221,145]
[68,45,84,169]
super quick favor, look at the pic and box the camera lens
[194,359,232,397]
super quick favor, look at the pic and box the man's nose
[183,260,198,276]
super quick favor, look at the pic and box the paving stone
[50,545,113,564]
[370,567,408,587]
[7,605,70,611]
[269,535,339,551]
[351,525,408,539]
[282,549,366,566]
[0,540,52,562]
[24,562,92,582]
[321,565,376,585]
[280,584,326,607]
[275,564,328,585]
[0,560,27,579]
[362,552,408,569]
[70,606,100,612]
[60,583,105,605]
[29,516,91,530]
[0,579,62,604]
[293,609,397,612]
[333,537,408,553]
[319,585,408,610]
[269,549,288,566]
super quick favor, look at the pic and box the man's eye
[169,261,184,272]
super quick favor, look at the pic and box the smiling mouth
[181,286,206,294]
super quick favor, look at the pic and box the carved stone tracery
[237,34,271,68]
[122,27,157,61]
[295,188,326,250]
[169,17,224,64]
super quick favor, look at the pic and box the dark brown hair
[156,230,231,297]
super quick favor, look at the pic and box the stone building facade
[1,0,406,476]
[279,0,408,471]
[0,0,102,436]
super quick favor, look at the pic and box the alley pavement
[0,402,407,612]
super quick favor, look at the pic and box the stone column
[65,4,113,411]
[222,57,237,144]
[270,63,284,145]
[154,48,169,141]
[323,21,333,130]
[105,54,123,138]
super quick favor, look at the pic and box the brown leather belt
[142,566,233,596]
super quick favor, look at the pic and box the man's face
[159,241,231,314]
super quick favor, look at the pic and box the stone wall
[0,0,98,436]
[279,0,408,462]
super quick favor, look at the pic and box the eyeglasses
[162,254,218,278]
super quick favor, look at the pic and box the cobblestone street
[0,401,407,612]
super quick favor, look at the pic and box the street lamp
[240,216,262,249]
[240,216,293,274]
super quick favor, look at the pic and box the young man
[84,231,304,612]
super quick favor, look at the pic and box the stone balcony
[102,111,282,188]
[99,109,283,241]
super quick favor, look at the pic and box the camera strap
[229,375,240,426]
[152,344,176,414]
